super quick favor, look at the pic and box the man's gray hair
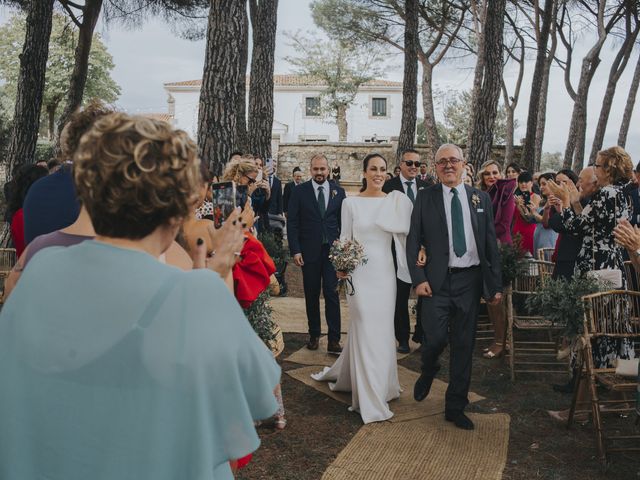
[435,143,465,161]
[582,166,597,183]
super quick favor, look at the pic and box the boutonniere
[471,193,481,209]
[418,186,425,191]
[331,189,337,199]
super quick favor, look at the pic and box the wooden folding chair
[506,260,566,381]
[568,290,640,465]
[536,247,555,262]
[0,248,16,304]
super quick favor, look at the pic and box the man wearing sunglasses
[383,149,434,354]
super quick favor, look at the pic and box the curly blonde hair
[222,159,258,183]
[597,146,633,184]
[73,113,201,239]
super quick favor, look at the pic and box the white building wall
[166,84,408,144]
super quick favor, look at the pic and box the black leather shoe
[411,334,423,344]
[397,342,410,354]
[413,374,434,402]
[327,339,342,355]
[445,411,474,430]
[306,337,319,351]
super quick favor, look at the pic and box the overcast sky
[1,1,638,163]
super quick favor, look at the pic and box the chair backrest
[513,260,554,294]
[582,290,640,339]
[0,248,16,273]
[537,247,555,262]
[623,261,640,292]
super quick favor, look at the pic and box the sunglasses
[244,175,257,184]
[403,161,420,167]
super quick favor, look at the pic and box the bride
[312,153,413,423]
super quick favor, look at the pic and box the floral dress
[561,181,635,368]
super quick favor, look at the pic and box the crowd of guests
[0,103,290,478]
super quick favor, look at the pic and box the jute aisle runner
[286,365,484,423]
[321,413,510,480]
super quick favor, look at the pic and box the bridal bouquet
[329,238,368,295]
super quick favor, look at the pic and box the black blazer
[283,181,298,214]
[406,183,502,300]
[382,175,432,196]
[267,175,283,215]
[286,180,346,263]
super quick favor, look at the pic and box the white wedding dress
[311,191,413,423]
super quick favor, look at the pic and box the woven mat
[271,297,351,334]
[321,413,510,480]
[286,365,484,423]
[284,336,422,366]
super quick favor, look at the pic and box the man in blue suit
[287,154,346,353]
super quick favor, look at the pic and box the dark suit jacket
[382,175,432,196]
[283,181,299,214]
[267,175,283,215]
[623,182,640,226]
[406,183,502,300]
[286,180,346,263]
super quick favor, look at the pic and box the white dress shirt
[312,179,330,210]
[398,173,417,199]
[441,183,480,268]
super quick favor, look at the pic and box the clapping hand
[547,180,571,208]
[416,246,427,267]
[192,209,245,278]
[240,200,256,231]
[614,219,640,252]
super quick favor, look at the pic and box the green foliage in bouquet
[243,291,277,345]
[258,230,288,271]
[525,275,603,338]
[499,234,528,286]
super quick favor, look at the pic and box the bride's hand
[336,271,349,280]
[416,247,427,267]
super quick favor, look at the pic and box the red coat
[232,233,276,308]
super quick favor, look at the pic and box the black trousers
[302,244,341,342]
[394,279,424,343]
[420,267,482,413]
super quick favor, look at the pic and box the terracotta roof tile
[164,74,401,88]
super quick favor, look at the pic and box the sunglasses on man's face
[403,161,420,167]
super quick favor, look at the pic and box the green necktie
[318,185,327,243]
[405,181,415,203]
[451,187,467,257]
[317,185,326,217]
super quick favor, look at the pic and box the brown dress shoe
[327,339,342,355]
[306,336,319,350]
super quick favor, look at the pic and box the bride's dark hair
[360,153,387,192]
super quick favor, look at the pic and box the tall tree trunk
[336,104,348,141]
[467,0,487,147]
[248,0,278,160]
[198,0,246,175]
[618,53,640,147]
[396,0,418,164]
[236,5,249,153]
[501,83,514,164]
[520,0,554,173]
[55,0,103,149]
[467,0,506,173]
[421,62,439,160]
[589,15,638,163]
[6,0,55,177]
[533,9,558,172]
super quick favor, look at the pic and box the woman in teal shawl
[0,113,281,479]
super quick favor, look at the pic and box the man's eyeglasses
[245,175,257,184]
[403,160,420,167]
[436,157,462,167]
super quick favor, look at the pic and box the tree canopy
[0,12,120,140]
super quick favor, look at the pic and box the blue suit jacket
[267,176,283,215]
[286,180,346,263]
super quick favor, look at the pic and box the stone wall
[276,142,522,183]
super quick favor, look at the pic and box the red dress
[10,208,26,257]
[512,208,536,255]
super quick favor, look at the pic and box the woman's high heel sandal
[483,342,505,359]
[274,416,287,430]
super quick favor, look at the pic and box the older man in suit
[383,149,434,353]
[407,144,502,430]
[287,154,346,354]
